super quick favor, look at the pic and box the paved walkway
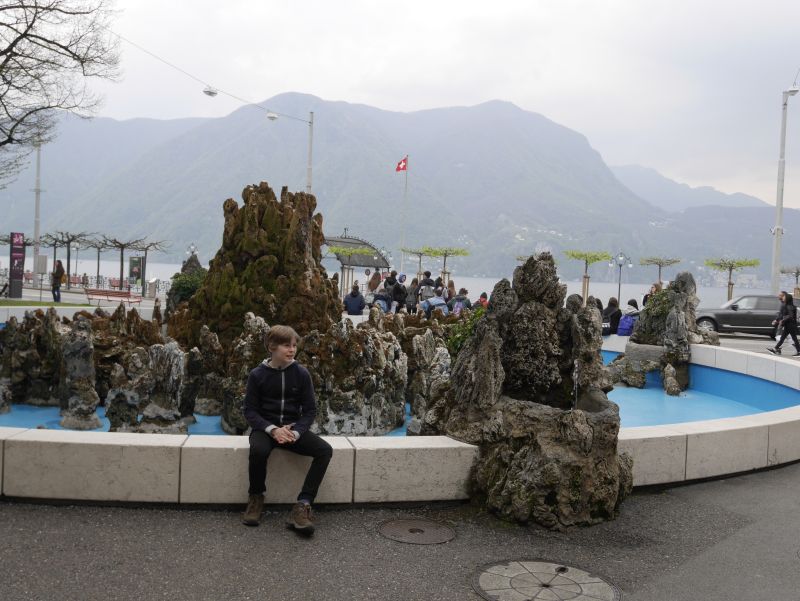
[1,460,799,600]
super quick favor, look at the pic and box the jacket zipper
[280,370,285,425]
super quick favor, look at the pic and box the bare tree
[131,238,169,287]
[0,1,120,186]
[103,235,144,290]
[44,230,90,288]
[84,236,111,282]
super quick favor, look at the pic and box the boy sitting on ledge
[241,325,333,534]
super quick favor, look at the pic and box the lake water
[4,252,762,309]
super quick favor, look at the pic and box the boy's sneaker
[289,502,315,534]
[767,347,782,355]
[242,494,264,526]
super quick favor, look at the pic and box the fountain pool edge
[1,338,799,503]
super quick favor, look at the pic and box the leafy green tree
[639,256,681,284]
[169,269,207,306]
[704,258,760,300]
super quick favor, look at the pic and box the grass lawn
[0,300,91,307]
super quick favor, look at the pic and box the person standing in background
[51,260,65,303]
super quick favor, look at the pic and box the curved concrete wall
[1,340,799,503]
[0,429,478,504]
[611,339,800,486]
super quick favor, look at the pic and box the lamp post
[771,86,799,294]
[609,252,633,302]
[72,243,80,289]
[266,110,314,195]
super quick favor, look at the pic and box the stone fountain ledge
[607,337,800,485]
[1,341,800,504]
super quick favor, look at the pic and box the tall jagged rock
[168,182,340,349]
[0,309,65,406]
[59,317,101,430]
[423,253,631,529]
[164,252,206,322]
[610,272,719,395]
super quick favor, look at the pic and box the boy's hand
[271,426,295,444]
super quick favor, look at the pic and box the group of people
[599,282,663,336]
[343,270,489,319]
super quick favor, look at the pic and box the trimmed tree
[401,246,434,280]
[639,256,681,284]
[421,246,470,281]
[704,258,760,300]
[564,250,612,304]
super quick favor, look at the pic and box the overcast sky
[92,0,800,207]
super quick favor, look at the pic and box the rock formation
[609,272,719,395]
[0,309,64,406]
[168,183,340,349]
[423,253,632,529]
[298,317,407,435]
[59,317,101,430]
[164,252,206,322]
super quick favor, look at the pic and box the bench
[84,287,142,306]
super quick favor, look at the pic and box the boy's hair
[264,325,300,350]
[424,270,431,278]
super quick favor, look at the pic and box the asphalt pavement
[1,459,800,601]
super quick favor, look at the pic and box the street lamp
[771,86,800,293]
[266,110,314,195]
[609,252,633,302]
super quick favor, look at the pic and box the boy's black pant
[248,429,333,502]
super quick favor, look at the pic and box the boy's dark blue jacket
[243,360,317,435]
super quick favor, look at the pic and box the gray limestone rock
[424,253,631,528]
[663,363,682,396]
[0,378,11,414]
[611,271,719,394]
[59,318,101,430]
[301,317,408,436]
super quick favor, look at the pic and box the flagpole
[399,155,408,273]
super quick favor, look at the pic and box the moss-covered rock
[168,182,340,350]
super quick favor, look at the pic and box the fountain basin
[1,339,800,503]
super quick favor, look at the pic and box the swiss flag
[395,156,408,172]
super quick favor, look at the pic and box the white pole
[772,89,798,293]
[399,157,408,273]
[33,144,42,257]
[306,111,314,195]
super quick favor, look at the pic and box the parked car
[695,294,780,338]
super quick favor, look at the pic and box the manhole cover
[473,560,621,601]
[378,519,455,544]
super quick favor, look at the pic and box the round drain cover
[473,560,621,601]
[378,519,455,544]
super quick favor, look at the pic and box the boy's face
[270,340,297,365]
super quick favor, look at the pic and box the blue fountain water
[602,350,800,427]
[2,353,799,432]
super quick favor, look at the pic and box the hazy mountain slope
[611,164,767,212]
[1,113,206,233]
[5,93,793,281]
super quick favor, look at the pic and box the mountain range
[1,92,796,282]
